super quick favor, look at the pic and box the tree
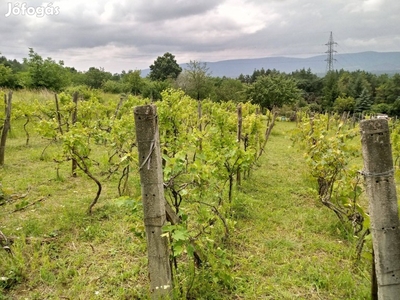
[353,74,372,99]
[322,71,339,111]
[24,48,70,91]
[246,73,302,110]
[122,70,143,95]
[142,78,171,101]
[333,96,355,113]
[0,55,25,89]
[238,73,251,84]
[0,55,24,73]
[337,71,355,98]
[176,60,211,100]
[102,80,128,94]
[0,65,15,88]
[377,74,400,104]
[371,103,391,114]
[248,68,278,84]
[291,68,323,103]
[355,88,373,113]
[149,52,182,81]
[212,77,245,102]
[390,97,400,116]
[67,67,86,86]
[83,67,112,89]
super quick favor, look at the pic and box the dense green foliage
[247,73,302,109]
[149,52,182,81]
[23,49,71,91]
[1,89,270,298]
[3,46,399,298]
[0,89,372,298]
[292,113,367,236]
[176,60,211,100]
[1,50,400,116]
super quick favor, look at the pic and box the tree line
[1,49,400,116]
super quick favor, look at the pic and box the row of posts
[134,103,400,299]
[2,96,398,298]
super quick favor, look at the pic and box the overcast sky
[0,0,399,73]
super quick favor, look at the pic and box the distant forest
[1,49,400,116]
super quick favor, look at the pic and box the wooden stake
[0,91,12,166]
[197,99,202,151]
[54,94,63,135]
[237,104,242,186]
[360,119,400,300]
[134,105,172,299]
[71,92,78,177]
[257,109,277,160]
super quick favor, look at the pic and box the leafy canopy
[23,48,70,91]
[247,73,302,109]
[84,67,112,89]
[149,52,182,81]
[176,60,211,100]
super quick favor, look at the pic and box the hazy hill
[141,51,400,78]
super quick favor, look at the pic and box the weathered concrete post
[134,105,172,299]
[360,119,400,299]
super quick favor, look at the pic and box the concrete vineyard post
[360,119,400,299]
[134,105,172,299]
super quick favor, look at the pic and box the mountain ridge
[141,51,400,78]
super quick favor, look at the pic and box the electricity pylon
[325,31,337,72]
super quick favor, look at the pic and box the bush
[307,102,323,113]
[370,103,392,114]
[64,85,102,100]
[102,80,129,94]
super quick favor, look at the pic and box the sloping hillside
[142,51,400,77]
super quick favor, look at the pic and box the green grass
[1,104,371,299]
[230,122,370,299]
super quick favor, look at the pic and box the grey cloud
[17,0,241,54]
[0,0,399,72]
[112,0,222,22]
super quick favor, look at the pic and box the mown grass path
[230,122,370,299]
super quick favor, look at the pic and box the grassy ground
[1,113,371,299]
[230,122,370,299]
